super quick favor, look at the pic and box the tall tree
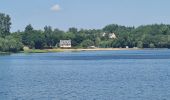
[44,26,53,47]
[22,24,34,47]
[0,13,11,37]
[25,24,33,33]
[68,27,78,34]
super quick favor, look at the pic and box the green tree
[0,13,11,37]
[81,39,94,48]
[32,30,45,49]
[0,36,23,52]
[68,27,78,34]
[22,24,34,47]
[44,26,53,47]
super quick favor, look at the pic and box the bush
[81,39,94,48]
[0,37,23,52]
[149,43,155,48]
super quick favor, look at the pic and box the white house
[102,32,107,37]
[102,32,116,39]
[60,40,71,48]
[109,33,116,39]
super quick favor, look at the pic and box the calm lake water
[0,50,170,100]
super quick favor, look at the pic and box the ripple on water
[0,50,170,100]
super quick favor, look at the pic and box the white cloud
[51,4,61,12]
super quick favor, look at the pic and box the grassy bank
[23,49,64,53]
[23,48,141,53]
[60,48,141,51]
[0,52,11,55]
[1,48,141,54]
[3,48,169,54]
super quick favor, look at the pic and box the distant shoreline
[45,48,169,52]
[22,48,141,53]
[1,48,169,54]
[23,48,141,53]
[51,48,141,52]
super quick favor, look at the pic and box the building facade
[60,40,71,48]
[102,32,117,39]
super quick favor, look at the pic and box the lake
[0,50,170,100]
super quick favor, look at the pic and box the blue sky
[0,0,170,32]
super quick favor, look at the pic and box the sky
[0,0,170,32]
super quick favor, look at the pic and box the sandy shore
[22,48,141,53]
[46,48,140,52]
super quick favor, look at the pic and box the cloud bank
[51,4,61,12]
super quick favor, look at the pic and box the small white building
[109,33,116,39]
[102,32,107,37]
[60,40,71,48]
[102,32,116,39]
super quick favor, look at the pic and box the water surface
[0,50,170,100]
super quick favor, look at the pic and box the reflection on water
[0,50,170,100]
[0,53,10,56]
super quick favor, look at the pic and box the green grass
[23,49,63,53]
[0,52,11,55]
[23,49,49,53]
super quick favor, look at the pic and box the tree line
[0,13,170,52]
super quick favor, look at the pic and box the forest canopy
[0,13,170,52]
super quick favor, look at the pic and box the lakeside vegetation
[1,12,170,53]
[23,49,64,53]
